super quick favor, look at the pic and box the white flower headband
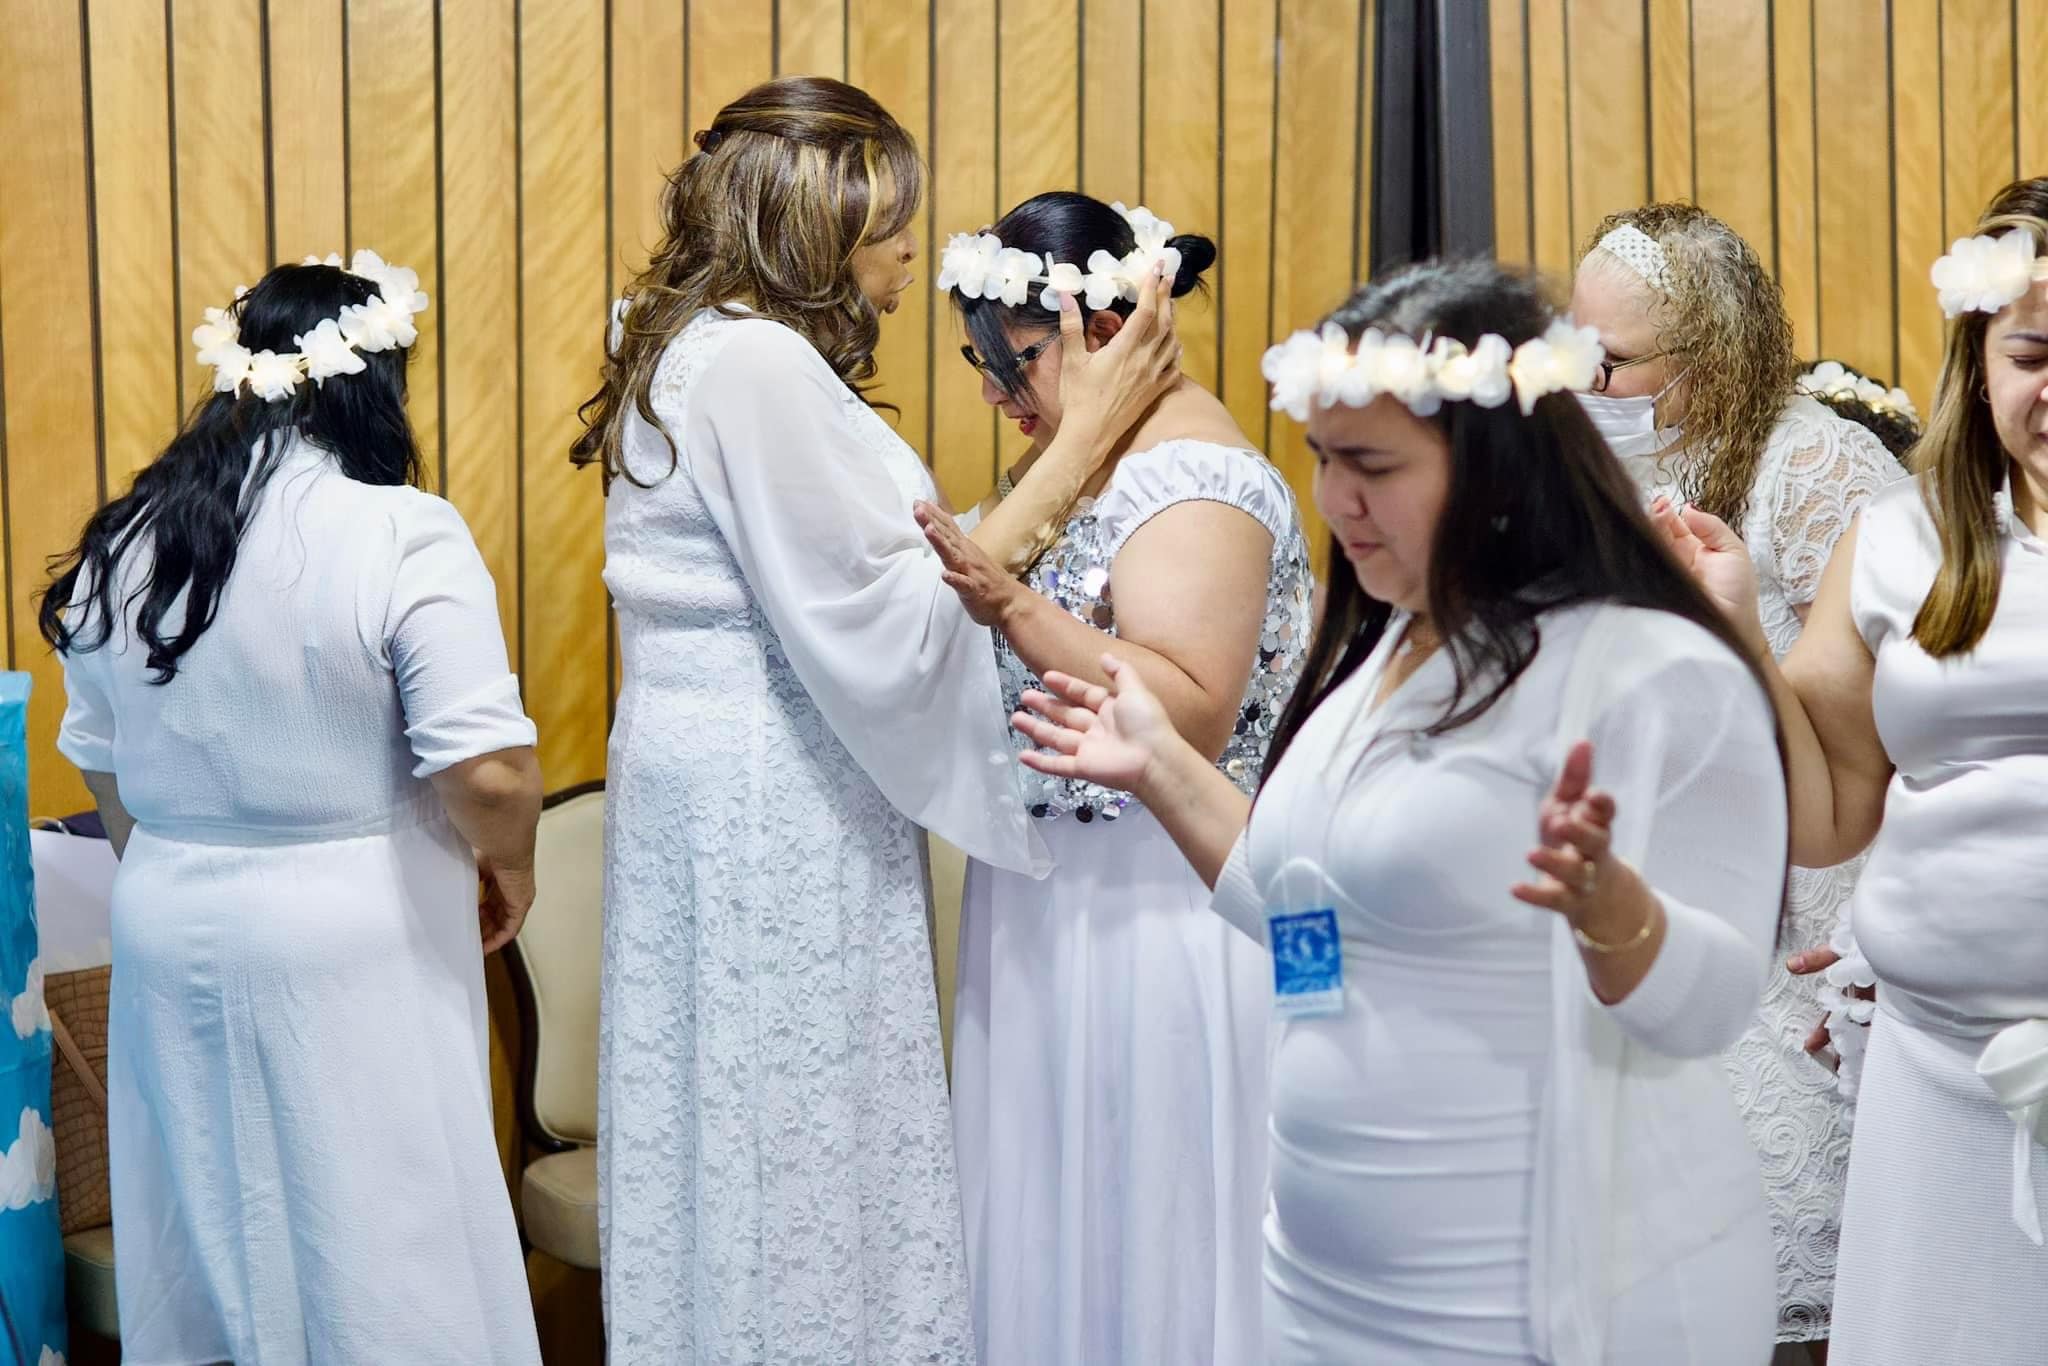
[937,202,1181,312]
[1595,224,1672,294]
[1797,360,1920,424]
[191,249,430,401]
[1261,317,1606,422]
[1930,227,2048,318]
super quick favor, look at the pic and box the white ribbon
[1975,1017,2048,1245]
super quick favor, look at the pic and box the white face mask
[1576,384,1683,460]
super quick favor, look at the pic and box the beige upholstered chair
[505,783,606,1271]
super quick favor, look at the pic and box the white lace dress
[1618,393,1902,1340]
[598,308,1048,1364]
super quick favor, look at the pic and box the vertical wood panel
[997,1,1080,208]
[687,1,775,135]
[1081,0,1141,201]
[1645,0,1692,203]
[1219,0,1278,442]
[1524,0,1571,274]
[89,0,180,493]
[928,0,998,509]
[267,0,347,263]
[1564,0,1647,252]
[348,0,442,490]
[521,0,611,787]
[172,0,269,410]
[849,0,934,458]
[1351,1,1373,285]
[0,0,100,813]
[1489,0,1530,265]
[2020,2,2048,191]
[1767,0,1818,356]
[610,0,686,284]
[1144,0,1221,388]
[1813,0,1892,377]
[441,0,520,664]
[1891,1,1944,404]
[1695,0,1775,268]
[1940,0,2015,242]
[777,0,847,78]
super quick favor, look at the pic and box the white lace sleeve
[1757,409,1904,610]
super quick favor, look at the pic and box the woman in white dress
[915,190,1311,1364]
[570,79,1181,1364]
[1662,176,2048,1366]
[44,256,543,1364]
[1568,202,1903,1354]
[1009,260,1791,1364]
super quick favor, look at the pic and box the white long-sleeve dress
[598,308,1048,1364]
[952,440,1313,1365]
[57,439,541,1366]
[1211,602,1786,1365]
[1618,394,1901,1338]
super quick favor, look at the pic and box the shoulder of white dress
[1099,439,1298,544]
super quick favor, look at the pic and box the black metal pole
[1369,0,1494,274]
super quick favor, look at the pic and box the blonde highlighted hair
[571,76,922,485]
[1582,203,1798,527]
[1908,177,2048,656]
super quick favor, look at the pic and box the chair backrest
[507,784,604,1146]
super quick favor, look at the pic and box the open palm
[1012,656,1179,794]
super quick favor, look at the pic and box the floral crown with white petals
[1261,317,1606,422]
[937,202,1183,312]
[1797,360,1920,424]
[190,249,430,401]
[1930,227,2048,318]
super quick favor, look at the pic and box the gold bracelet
[1572,904,1659,954]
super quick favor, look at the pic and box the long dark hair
[1263,259,1778,787]
[40,262,420,683]
[951,190,1216,407]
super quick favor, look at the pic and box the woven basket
[44,964,112,1236]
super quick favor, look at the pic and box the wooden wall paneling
[996,0,1080,210]
[849,0,934,458]
[1081,0,1141,202]
[610,0,686,286]
[927,0,998,509]
[347,0,442,491]
[267,0,348,264]
[1350,0,1373,288]
[1219,0,1278,444]
[1145,0,1222,389]
[1644,0,1692,203]
[1890,0,1944,403]
[777,0,848,78]
[171,0,270,410]
[88,0,180,494]
[1563,0,1647,255]
[2020,1,2048,192]
[686,0,775,135]
[1939,0,2015,242]
[1812,0,1894,378]
[1765,0,1817,356]
[520,0,612,788]
[440,0,521,663]
[1488,0,1530,265]
[1522,0,1571,276]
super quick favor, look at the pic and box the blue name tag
[1266,908,1345,1017]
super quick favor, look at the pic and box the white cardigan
[1212,603,1788,1365]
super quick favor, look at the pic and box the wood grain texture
[928,0,998,509]
[1488,0,1530,265]
[1767,0,1817,356]
[1813,0,1892,376]
[777,0,847,78]
[1645,0,1692,203]
[1081,0,1141,202]
[1524,0,1571,274]
[1939,0,2015,243]
[267,0,347,264]
[1564,0,1647,252]
[849,0,933,459]
[610,0,686,285]
[1219,0,1278,441]
[1891,0,1944,401]
[1145,0,1221,388]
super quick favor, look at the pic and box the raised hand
[1511,740,1619,921]
[1011,655,1179,795]
[916,501,1020,627]
[1649,495,1762,628]
[1054,263,1182,441]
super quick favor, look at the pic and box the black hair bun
[1167,233,1218,297]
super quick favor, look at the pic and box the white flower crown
[936,202,1182,312]
[191,249,430,401]
[1797,361,1919,424]
[1930,228,2048,318]
[1261,317,1606,422]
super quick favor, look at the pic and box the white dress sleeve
[677,321,1048,877]
[56,612,118,775]
[378,493,538,777]
[1576,617,1790,1057]
[1091,440,1297,559]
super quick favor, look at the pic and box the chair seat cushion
[65,1223,120,1338]
[523,1145,600,1271]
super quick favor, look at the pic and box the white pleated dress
[1826,473,2048,1364]
[952,441,1313,1365]
[56,441,541,1366]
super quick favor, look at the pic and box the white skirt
[951,808,1270,1365]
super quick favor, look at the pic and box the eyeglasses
[1591,351,1668,393]
[960,334,1059,378]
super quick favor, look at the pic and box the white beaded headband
[190,249,430,401]
[1930,227,2048,318]
[1595,224,1672,294]
[937,202,1180,312]
[1261,318,1607,422]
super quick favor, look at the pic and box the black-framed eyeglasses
[960,334,1059,378]
[1591,351,1668,393]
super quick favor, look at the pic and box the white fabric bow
[1976,1018,2048,1244]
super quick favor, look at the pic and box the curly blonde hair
[571,76,923,485]
[1582,203,1799,526]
